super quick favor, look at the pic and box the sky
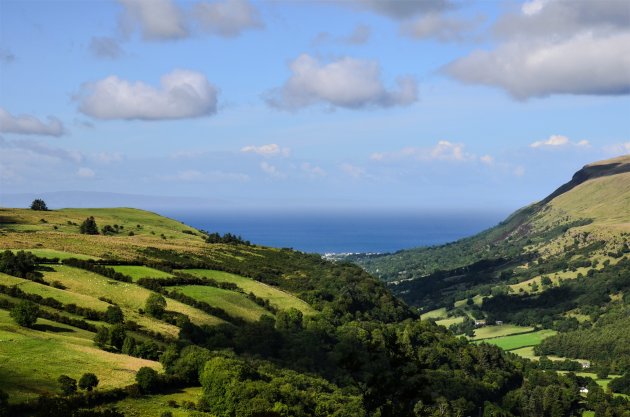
[0,0,629,212]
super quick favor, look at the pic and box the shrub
[10,300,39,328]
[57,375,77,395]
[30,199,48,211]
[78,373,99,392]
[135,367,159,394]
[80,217,99,235]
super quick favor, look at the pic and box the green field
[172,285,271,322]
[471,324,534,341]
[0,272,111,312]
[435,316,464,327]
[475,329,557,351]
[9,248,97,260]
[44,265,224,337]
[420,308,448,320]
[0,309,160,403]
[106,387,204,417]
[183,269,316,315]
[111,265,174,281]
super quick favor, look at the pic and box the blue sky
[1,0,629,212]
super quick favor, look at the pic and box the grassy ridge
[171,285,271,322]
[183,269,316,315]
[111,265,174,281]
[45,266,224,336]
[0,309,160,403]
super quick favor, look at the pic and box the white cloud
[513,166,526,177]
[0,108,65,137]
[445,33,630,99]
[445,1,630,99]
[340,163,366,179]
[266,54,417,110]
[77,167,96,178]
[78,69,218,120]
[301,162,326,178]
[603,142,630,155]
[241,143,290,157]
[118,0,188,40]
[193,0,263,38]
[260,161,285,178]
[89,37,124,59]
[480,154,494,165]
[401,14,483,42]
[530,135,589,148]
[371,141,478,162]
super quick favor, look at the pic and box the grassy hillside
[352,155,630,392]
[0,198,627,416]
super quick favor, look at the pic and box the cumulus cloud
[77,69,218,120]
[445,0,630,99]
[350,0,452,19]
[193,0,263,37]
[77,167,96,178]
[266,54,417,110]
[89,37,124,59]
[241,144,290,157]
[530,135,589,148]
[260,161,285,178]
[371,141,478,162]
[401,14,483,42]
[445,33,630,99]
[0,108,65,137]
[118,0,188,40]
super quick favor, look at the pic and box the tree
[78,373,99,392]
[10,300,39,328]
[145,293,166,318]
[57,375,77,395]
[30,199,48,211]
[80,216,99,235]
[122,336,137,355]
[94,326,109,348]
[105,305,124,324]
[109,324,127,350]
[135,367,159,394]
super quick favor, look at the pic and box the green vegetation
[80,216,99,235]
[171,285,273,322]
[30,199,48,211]
[475,329,557,351]
[183,269,315,314]
[111,266,173,281]
[2,162,629,417]
[10,299,39,327]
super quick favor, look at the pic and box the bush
[135,367,159,394]
[78,373,99,392]
[57,375,77,395]
[10,300,39,327]
[30,199,48,211]
[145,293,166,319]
[79,217,99,235]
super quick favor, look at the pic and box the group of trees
[57,374,99,396]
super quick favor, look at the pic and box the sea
[161,209,509,255]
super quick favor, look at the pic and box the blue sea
[161,209,508,254]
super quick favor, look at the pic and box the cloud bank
[530,135,589,148]
[78,69,218,120]
[0,108,65,137]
